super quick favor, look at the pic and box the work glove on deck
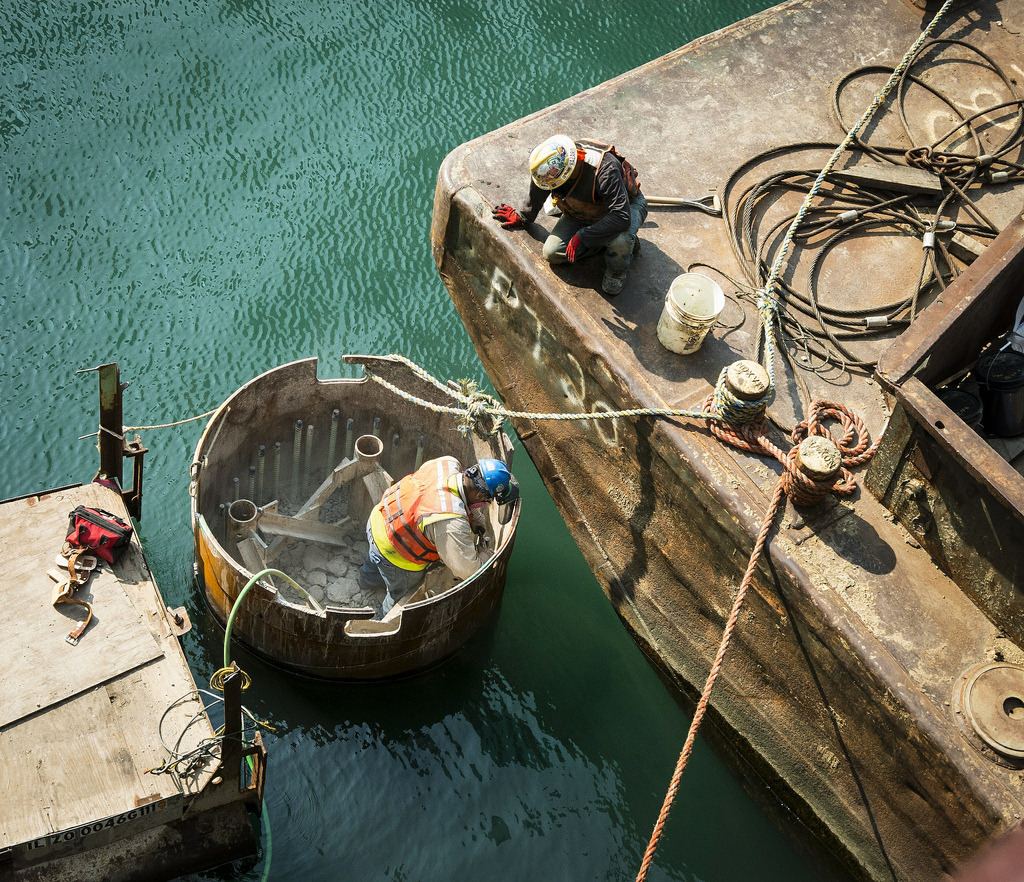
[492,203,524,229]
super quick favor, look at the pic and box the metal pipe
[256,445,266,504]
[227,498,259,539]
[302,422,314,494]
[415,434,425,470]
[355,433,384,464]
[327,410,339,470]
[291,420,303,496]
[390,432,400,477]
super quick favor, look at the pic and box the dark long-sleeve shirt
[517,150,633,250]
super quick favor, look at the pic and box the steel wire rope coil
[832,44,1024,166]
[721,142,842,286]
[834,65,981,163]
[832,47,1024,192]
[770,223,946,365]
[738,185,941,366]
[721,57,1024,376]
[904,41,1024,159]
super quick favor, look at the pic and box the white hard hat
[529,135,577,190]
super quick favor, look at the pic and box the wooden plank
[8,689,147,834]
[831,161,943,196]
[0,481,220,853]
[0,566,164,729]
[235,536,268,574]
[0,664,201,847]
[344,617,402,637]
[293,456,370,519]
[257,511,350,546]
[0,490,164,730]
[382,584,428,621]
[362,466,393,505]
[948,230,988,263]
[265,458,372,559]
[102,666,217,798]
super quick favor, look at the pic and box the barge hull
[430,1,1024,878]
[434,188,1023,880]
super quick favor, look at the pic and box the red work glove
[492,203,524,229]
[565,233,582,263]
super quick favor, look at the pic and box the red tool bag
[65,506,133,564]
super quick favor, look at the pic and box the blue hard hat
[467,458,519,505]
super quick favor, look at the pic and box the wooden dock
[0,481,264,882]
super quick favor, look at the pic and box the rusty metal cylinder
[795,436,842,482]
[255,446,266,504]
[227,498,258,538]
[355,433,384,464]
[725,359,770,401]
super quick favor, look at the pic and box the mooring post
[78,362,147,518]
[96,362,124,487]
[221,665,244,788]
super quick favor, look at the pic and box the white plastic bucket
[656,273,724,355]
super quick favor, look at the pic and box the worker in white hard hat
[491,135,648,296]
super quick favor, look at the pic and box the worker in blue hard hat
[358,456,520,617]
[491,134,648,296]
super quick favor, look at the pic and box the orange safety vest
[552,141,640,224]
[372,456,467,570]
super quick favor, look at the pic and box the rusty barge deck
[431,1,1024,880]
[0,370,264,882]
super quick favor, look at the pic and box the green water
[1,1,823,879]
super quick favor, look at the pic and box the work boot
[602,273,625,296]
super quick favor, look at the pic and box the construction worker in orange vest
[491,134,647,296]
[358,456,520,616]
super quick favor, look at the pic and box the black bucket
[935,388,984,433]
[974,350,1024,437]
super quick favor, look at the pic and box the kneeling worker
[492,134,647,296]
[359,456,520,616]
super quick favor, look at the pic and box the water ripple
[1,1,816,880]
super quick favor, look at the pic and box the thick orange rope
[635,400,878,882]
